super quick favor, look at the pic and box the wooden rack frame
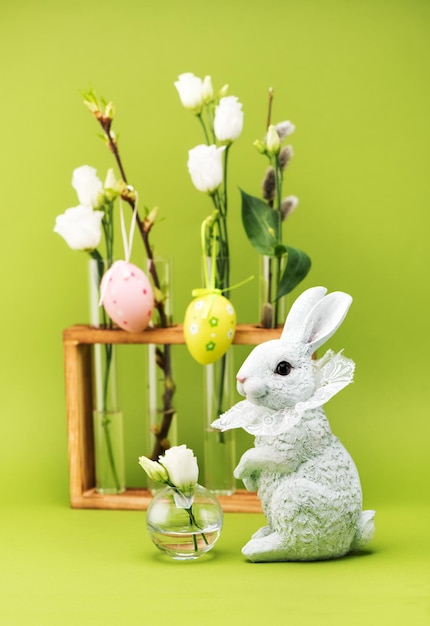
[63,324,281,513]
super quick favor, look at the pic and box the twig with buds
[83,88,176,460]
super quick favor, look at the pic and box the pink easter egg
[100,260,154,332]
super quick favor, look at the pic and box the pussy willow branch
[266,87,274,131]
[263,88,285,328]
[98,115,176,460]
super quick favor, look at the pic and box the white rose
[159,445,199,495]
[174,73,204,113]
[72,165,104,208]
[214,96,244,143]
[187,144,226,193]
[138,456,169,484]
[54,205,104,250]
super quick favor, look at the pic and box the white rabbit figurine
[212,286,375,562]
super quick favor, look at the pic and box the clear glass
[146,484,223,560]
[259,255,287,328]
[93,410,125,494]
[88,258,125,494]
[204,350,236,495]
[146,343,177,457]
[145,259,177,488]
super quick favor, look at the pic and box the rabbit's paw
[242,531,287,563]
[251,525,272,540]
[234,456,259,490]
[234,445,283,481]
[234,449,258,480]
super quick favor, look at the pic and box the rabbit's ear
[281,286,327,342]
[302,291,352,353]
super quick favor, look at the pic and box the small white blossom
[214,96,244,143]
[138,456,169,483]
[54,205,104,251]
[103,168,119,200]
[266,125,281,155]
[187,144,226,193]
[218,84,229,98]
[72,165,104,209]
[174,73,205,113]
[202,75,214,103]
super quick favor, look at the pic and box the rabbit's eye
[275,361,292,376]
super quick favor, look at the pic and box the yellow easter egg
[184,294,236,364]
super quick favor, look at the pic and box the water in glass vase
[93,410,125,494]
[204,352,236,495]
[148,526,222,560]
[146,484,223,560]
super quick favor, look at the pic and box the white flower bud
[202,75,214,103]
[138,456,169,483]
[103,168,119,200]
[253,139,267,154]
[218,84,229,98]
[214,96,244,143]
[104,101,115,120]
[72,165,104,208]
[266,125,281,155]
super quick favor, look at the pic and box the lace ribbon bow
[212,350,355,436]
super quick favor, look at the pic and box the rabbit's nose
[236,374,246,384]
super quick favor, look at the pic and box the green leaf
[276,246,311,300]
[240,189,279,256]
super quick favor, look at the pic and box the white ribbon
[212,350,355,436]
[99,189,139,306]
[120,190,139,264]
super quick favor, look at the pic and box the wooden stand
[63,324,281,512]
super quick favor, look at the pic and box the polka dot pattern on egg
[100,260,154,333]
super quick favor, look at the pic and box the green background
[1,0,429,624]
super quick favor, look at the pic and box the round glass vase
[146,484,223,560]
[259,254,287,329]
[145,258,177,489]
[88,258,126,495]
[204,349,236,495]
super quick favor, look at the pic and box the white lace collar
[212,350,355,436]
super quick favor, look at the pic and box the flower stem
[90,249,122,492]
[266,87,274,130]
[273,255,282,329]
[100,412,122,490]
[213,354,228,445]
[197,113,210,145]
[186,506,209,550]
